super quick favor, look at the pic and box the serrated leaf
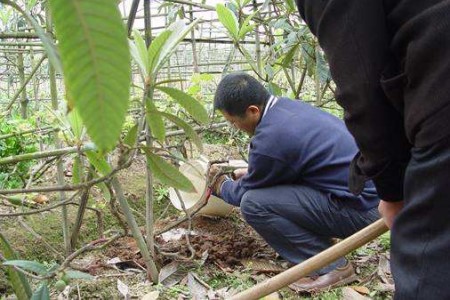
[49,0,131,151]
[282,44,299,67]
[238,12,256,40]
[239,46,258,74]
[216,4,239,40]
[123,124,138,147]
[285,0,296,12]
[65,270,94,280]
[85,150,112,176]
[315,47,331,84]
[31,284,50,300]
[154,19,201,75]
[146,99,166,141]
[159,112,203,151]
[3,260,48,276]
[67,108,83,140]
[129,39,147,78]
[144,150,195,192]
[0,233,32,299]
[132,30,149,73]
[148,30,172,75]
[156,86,208,124]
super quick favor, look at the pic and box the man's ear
[246,105,261,116]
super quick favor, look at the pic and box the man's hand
[207,165,228,197]
[378,200,404,229]
[232,168,248,180]
[211,175,228,197]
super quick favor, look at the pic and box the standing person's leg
[391,135,450,300]
[240,185,379,274]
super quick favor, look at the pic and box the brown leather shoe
[289,262,357,293]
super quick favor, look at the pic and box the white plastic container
[168,157,247,217]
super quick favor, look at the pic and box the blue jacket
[220,98,379,210]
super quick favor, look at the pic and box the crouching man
[210,73,380,292]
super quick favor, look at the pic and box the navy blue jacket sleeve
[219,152,296,206]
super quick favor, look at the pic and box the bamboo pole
[127,0,141,37]
[17,50,28,118]
[229,219,389,300]
[252,0,262,76]
[5,55,46,111]
[110,176,160,283]
[189,5,199,73]
[0,126,56,140]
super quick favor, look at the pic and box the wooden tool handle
[229,219,389,300]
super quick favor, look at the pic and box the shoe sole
[289,274,359,294]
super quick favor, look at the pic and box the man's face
[221,105,261,136]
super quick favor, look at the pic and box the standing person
[211,73,380,292]
[294,1,450,298]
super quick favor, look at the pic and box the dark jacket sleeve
[295,0,411,201]
[220,152,296,206]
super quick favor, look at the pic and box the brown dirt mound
[104,213,277,270]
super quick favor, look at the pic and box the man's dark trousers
[240,185,379,274]
[392,135,450,299]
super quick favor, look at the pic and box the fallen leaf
[378,254,394,284]
[142,291,160,300]
[342,287,371,300]
[117,279,130,300]
[350,286,370,295]
[187,272,209,300]
[377,282,395,292]
[159,261,186,287]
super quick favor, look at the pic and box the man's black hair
[214,73,271,117]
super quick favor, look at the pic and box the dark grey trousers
[392,134,450,299]
[240,185,379,275]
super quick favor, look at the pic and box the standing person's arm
[295,0,411,202]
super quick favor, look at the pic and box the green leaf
[3,260,48,276]
[65,270,94,280]
[144,150,195,192]
[239,46,259,74]
[154,19,201,75]
[85,150,112,176]
[267,82,283,96]
[67,108,83,140]
[315,47,331,84]
[148,30,172,75]
[159,111,203,151]
[0,233,33,299]
[132,30,149,73]
[156,86,208,124]
[285,0,296,12]
[238,12,256,40]
[72,155,83,184]
[216,4,238,40]
[95,182,111,201]
[123,123,138,147]
[146,99,166,141]
[31,284,50,300]
[129,40,148,78]
[49,0,131,151]
[281,44,299,67]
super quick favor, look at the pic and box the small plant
[0,118,39,189]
